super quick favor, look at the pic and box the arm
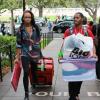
[58,29,70,60]
[93,44,97,57]
[87,29,97,58]
[15,47,21,60]
[63,29,70,39]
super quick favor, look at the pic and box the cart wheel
[49,85,52,88]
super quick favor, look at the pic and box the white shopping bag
[63,33,93,57]
[74,33,93,51]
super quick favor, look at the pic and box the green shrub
[0,35,16,59]
[0,35,16,71]
[1,58,11,68]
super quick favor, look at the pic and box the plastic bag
[63,33,93,58]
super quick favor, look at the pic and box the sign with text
[60,58,97,81]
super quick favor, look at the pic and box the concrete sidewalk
[0,38,100,100]
[0,38,63,100]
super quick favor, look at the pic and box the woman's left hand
[29,39,34,44]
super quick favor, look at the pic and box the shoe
[96,78,100,81]
[24,96,29,100]
[24,92,29,100]
[76,96,80,100]
[32,88,36,94]
[31,85,36,94]
[69,96,80,100]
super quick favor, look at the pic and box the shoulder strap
[69,27,73,35]
[82,25,88,36]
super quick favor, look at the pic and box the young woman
[15,10,41,100]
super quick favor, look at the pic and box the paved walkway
[0,38,100,100]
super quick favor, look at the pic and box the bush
[0,35,16,68]
[0,35,16,55]
[0,35,16,75]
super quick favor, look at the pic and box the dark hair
[75,12,84,19]
[22,10,35,25]
[89,21,93,26]
[21,10,40,37]
[74,12,86,25]
[83,16,87,25]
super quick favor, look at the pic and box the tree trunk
[85,7,97,24]
[38,6,43,17]
[10,9,14,35]
[23,0,26,11]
